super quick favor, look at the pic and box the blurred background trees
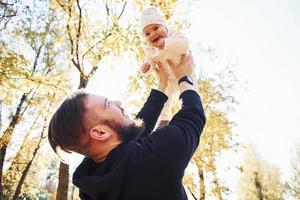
[237,145,284,200]
[0,0,299,199]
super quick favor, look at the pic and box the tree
[3,95,55,200]
[286,145,300,199]
[0,0,71,198]
[194,75,237,200]
[238,145,284,200]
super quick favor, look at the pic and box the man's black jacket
[73,89,206,200]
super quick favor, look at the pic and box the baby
[140,7,191,121]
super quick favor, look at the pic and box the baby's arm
[164,31,189,54]
[140,63,151,74]
[140,47,156,74]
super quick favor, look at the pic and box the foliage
[0,0,71,198]
[238,145,285,200]
[0,44,29,104]
[286,145,300,199]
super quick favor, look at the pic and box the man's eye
[154,26,158,30]
[145,32,150,36]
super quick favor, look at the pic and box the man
[48,54,206,200]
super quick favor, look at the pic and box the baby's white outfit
[144,29,189,120]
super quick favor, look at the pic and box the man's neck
[91,141,122,163]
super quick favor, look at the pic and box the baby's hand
[140,63,151,74]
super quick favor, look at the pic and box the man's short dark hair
[48,91,88,153]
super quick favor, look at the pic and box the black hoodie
[73,89,206,200]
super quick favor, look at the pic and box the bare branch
[117,1,127,20]
[32,44,44,75]
[105,1,109,30]
[105,1,110,16]
[64,0,82,73]
[0,2,13,6]
[71,58,81,72]
[19,88,35,117]
[39,92,56,140]
[187,186,198,200]
[1,13,16,19]
[87,65,98,80]
[75,0,82,71]
[0,92,28,148]
[66,2,74,54]
[81,32,112,61]
[55,0,67,13]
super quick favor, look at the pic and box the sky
[85,0,300,197]
[185,0,300,178]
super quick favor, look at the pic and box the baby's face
[143,24,168,49]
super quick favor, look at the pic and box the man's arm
[135,63,169,137]
[167,87,206,161]
[135,89,168,137]
[137,53,206,175]
[138,86,205,176]
[139,84,205,176]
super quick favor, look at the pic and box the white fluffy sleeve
[164,30,189,54]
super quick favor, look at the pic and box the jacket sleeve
[136,89,168,137]
[164,31,189,54]
[139,90,206,174]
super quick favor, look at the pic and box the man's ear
[89,125,111,141]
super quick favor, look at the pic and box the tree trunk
[254,171,263,200]
[0,93,27,196]
[186,185,197,200]
[12,153,35,200]
[0,100,2,133]
[11,115,46,200]
[56,74,88,200]
[79,74,88,89]
[0,147,7,199]
[199,169,206,200]
[56,162,69,200]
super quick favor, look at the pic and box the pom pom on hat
[140,7,166,31]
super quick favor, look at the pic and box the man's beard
[106,120,145,142]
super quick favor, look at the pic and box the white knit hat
[140,7,166,31]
